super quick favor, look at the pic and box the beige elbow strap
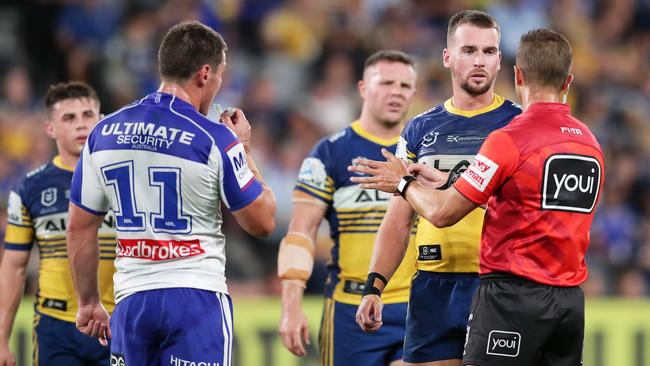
[277,232,315,283]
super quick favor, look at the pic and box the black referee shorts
[462,273,584,366]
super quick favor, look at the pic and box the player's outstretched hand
[279,308,311,356]
[356,294,384,333]
[220,108,252,151]
[409,163,448,189]
[76,302,111,346]
[348,148,408,193]
[0,342,16,366]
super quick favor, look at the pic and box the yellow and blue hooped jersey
[295,121,417,305]
[396,95,521,272]
[4,156,116,322]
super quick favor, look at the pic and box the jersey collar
[351,121,399,146]
[53,156,75,172]
[444,94,505,118]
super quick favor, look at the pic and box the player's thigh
[539,286,585,366]
[159,289,233,366]
[320,298,406,366]
[33,313,87,366]
[462,276,559,366]
[110,291,163,366]
[403,271,478,364]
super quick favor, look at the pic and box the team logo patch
[542,154,601,213]
[486,330,521,357]
[298,157,327,189]
[226,143,254,189]
[418,244,442,261]
[111,353,126,366]
[41,187,58,207]
[461,154,498,192]
[421,131,439,147]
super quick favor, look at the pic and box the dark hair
[158,21,228,81]
[516,29,573,91]
[44,81,99,112]
[364,50,415,70]
[447,10,500,43]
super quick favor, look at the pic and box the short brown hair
[516,29,573,91]
[364,50,415,70]
[447,10,500,44]
[44,81,99,113]
[158,21,228,81]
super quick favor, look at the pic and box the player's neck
[520,87,562,111]
[450,87,494,111]
[357,115,402,140]
[157,82,200,110]
[56,150,78,171]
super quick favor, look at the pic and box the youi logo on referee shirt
[542,154,601,213]
[486,330,521,357]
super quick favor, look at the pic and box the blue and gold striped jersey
[396,95,521,272]
[295,121,417,305]
[4,156,116,322]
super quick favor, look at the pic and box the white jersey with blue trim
[70,92,263,302]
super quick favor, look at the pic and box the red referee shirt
[454,103,605,286]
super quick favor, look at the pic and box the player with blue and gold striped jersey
[4,157,116,323]
[0,82,115,366]
[295,120,417,305]
[278,51,418,366]
[397,94,520,274]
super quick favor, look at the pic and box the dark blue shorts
[110,288,233,366]
[403,271,479,363]
[33,313,110,366]
[319,298,407,366]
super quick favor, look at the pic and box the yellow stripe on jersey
[444,94,505,118]
[4,223,34,244]
[415,207,483,272]
[295,183,333,201]
[351,121,400,146]
[333,232,416,304]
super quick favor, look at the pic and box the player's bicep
[218,142,263,211]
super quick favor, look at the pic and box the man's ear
[513,65,525,87]
[197,64,211,87]
[358,80,366,100]
[442,48,451,69]
[45,120,56,139]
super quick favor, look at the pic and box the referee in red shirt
[349,28,604,366]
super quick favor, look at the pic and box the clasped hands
[347,148,448,193]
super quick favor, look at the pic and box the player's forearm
[67,228,100,306]
[281,281,306,313]
[368,197,414,286]
[0,264,27,343]
[404,182,452,227]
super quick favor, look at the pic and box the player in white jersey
[65,21,276,366]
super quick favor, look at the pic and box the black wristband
[437,161,466,190]
[362,272,388,297]
[397,175,417,198]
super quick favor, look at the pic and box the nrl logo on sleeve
[462,154,498,192]
[226,143,254,189]
[542,154,601,213]
[41,187,58,207]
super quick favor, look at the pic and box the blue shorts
[320,298,406,366]
[33,313,110,366]
[403,271,479,363]
[110,288,233,366]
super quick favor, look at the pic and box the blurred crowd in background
[0,0,649,298]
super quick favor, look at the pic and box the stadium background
[0,0,649,365]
